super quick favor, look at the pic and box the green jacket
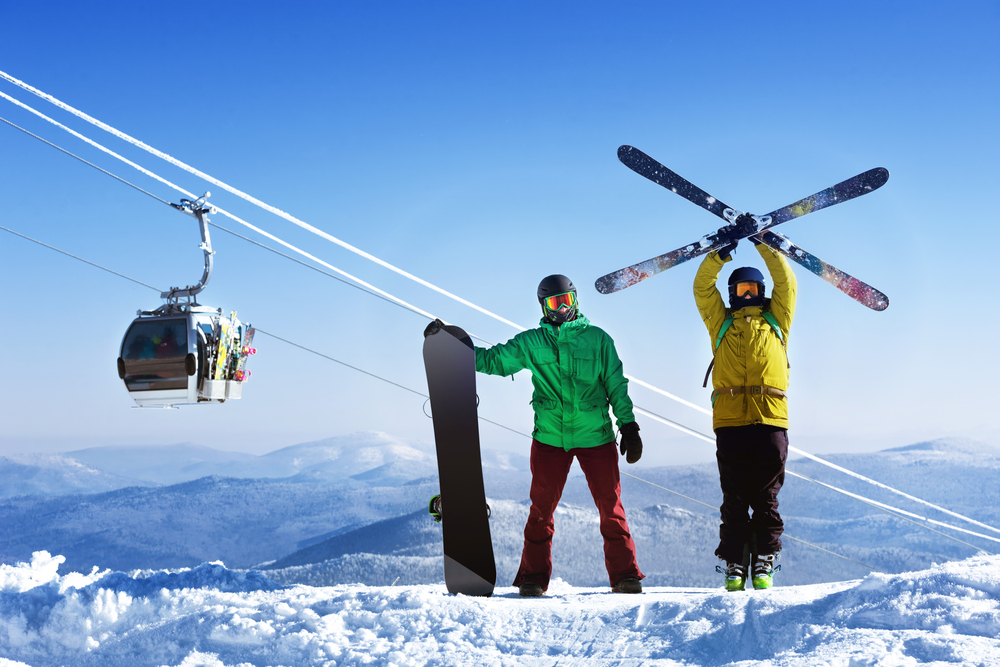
[694,243,796,431]
[475,314,635,450]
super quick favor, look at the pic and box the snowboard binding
[429,494,443,522]
[427,494,491,523]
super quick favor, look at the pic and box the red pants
[513,440,643,590]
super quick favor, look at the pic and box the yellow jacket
[694,244,796,431]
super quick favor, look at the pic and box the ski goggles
[543,291,577,311]
[734,281,761,297]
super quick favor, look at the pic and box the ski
[754,230,889,311]
[596,147,889,295]
[617,145,734,220]
[617,145,888,227]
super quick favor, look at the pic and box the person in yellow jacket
[694,224,796,591]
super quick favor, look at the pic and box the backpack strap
[761,311,789,369]
[761,311,784,344]
[702,314,734,388]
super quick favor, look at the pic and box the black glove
[714,213,758,259]
[717,238,738,261]
[423,318,445,338]
[619,422,642,464]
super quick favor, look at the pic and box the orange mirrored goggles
[735,281,761,297]
[544,291,577,311]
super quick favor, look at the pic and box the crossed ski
[595,146,890,311]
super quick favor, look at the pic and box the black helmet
[728,266,766,308]
[537,274,578,324]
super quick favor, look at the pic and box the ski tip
[868,167,890,188]
[594,276,618,295]
[617,145,635,159]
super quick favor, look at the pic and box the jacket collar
[730,297,771,318]
[730,304,763,318]
[539,313,591,338]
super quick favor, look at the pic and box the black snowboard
[422,321,496,596]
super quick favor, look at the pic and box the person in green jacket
[476,274,645,597]
[694,224,796,592]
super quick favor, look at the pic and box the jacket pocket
[572,349,598,381]
[529,348,557,366]
[531,396,557,411]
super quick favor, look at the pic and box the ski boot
[716,560,747,591]
[752,552,781,589]
[612,576,643,594]
[428,494,442,522]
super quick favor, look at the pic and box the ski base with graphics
[422,320,496,597]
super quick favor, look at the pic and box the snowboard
[422,320,496,597]
[234,326,256,381]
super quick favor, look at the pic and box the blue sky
[1,1,997,464]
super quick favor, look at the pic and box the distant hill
[0,454,156,497]
[0,475,439,572]
[64,432,438,487]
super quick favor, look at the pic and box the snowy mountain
[0,550,997,666]
[0,433,996,591]
[0,454,156,497]
[0,475,440,573]
[65,432,437,486]
[65,442,260,486]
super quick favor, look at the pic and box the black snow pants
[714,424,788,563]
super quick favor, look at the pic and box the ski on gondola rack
[598,146,889,309]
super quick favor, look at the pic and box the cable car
[116,194,256,408]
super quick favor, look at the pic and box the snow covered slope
[0,551,997,666]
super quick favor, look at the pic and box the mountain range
[0,432,996,589]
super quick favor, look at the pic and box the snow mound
[0,552,998,666]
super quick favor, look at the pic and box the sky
[1,1,998,464]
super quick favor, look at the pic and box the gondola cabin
[117,307,254,408]
[115,193,256,408]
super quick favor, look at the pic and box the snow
[2,552,999,666]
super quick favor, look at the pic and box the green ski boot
[752,552,781,589]
[716,560,747,591]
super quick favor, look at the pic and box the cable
[785,470,997,552]
[787,447,1000,537]
[0,70,525,330]
[3,75,997,541]
[0,72,707,412]
[0,224,162,292]
[1,110,495,345]
[0,116,174,206]
[0,96,465,337]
